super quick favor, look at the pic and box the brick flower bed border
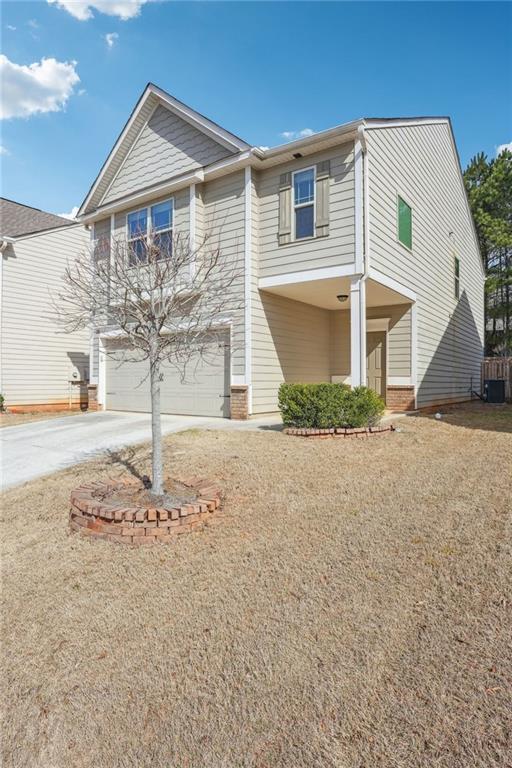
[283,425,395,439]
[69,476,221,545]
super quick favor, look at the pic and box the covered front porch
[257,269,417,412]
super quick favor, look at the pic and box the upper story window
[293,168,315,239]
[127,199,173,266]
[454,256,460,299]
[397,195,412,250]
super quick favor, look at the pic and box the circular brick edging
[69,476,221,545]
[283,425,395,439]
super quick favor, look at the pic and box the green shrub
[278,382,385,429]
[0,393,4,412]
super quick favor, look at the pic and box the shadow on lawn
[411,402,512,434]
[105,447,146,482]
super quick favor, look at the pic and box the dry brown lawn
[1,403,511,768]
[0,410,88,429]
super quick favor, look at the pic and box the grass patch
[1,404,511,767]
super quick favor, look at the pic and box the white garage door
[105,334,230,417]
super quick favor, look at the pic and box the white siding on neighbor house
[366,122,485,406]
[202,171,246,379]
[0,225,90,407]
[251,292,331,414]
[102,105,234,206]
[257,143,356,279]
[330,304,412,378]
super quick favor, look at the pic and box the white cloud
[7,25,16,31]
[105,32,119,48]
[57,205,79,220]
[496,141,512,156]
[47,0,147,20]
[28,19,39,29]
[280,128,315,141]
[0,54,80,120]
[0,145,10,156]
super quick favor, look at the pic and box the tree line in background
[464,148,511,356]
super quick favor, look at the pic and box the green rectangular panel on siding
[398,196,412,249]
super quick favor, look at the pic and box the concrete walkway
[0,411,282,490]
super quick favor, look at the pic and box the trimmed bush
[278,382,385,429]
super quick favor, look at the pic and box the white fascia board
[149,84,250,152]
[364,118,450,130]
[259,263,358,290]
[0,235,16,244]
[261,119,363,160]
[368,267,417,303]
[80,169,205,224]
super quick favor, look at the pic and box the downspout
[0,238,14,396]
[357,124,369,386]
[357,123,370,279]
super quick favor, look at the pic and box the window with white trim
[293,168,315,239]
[127,199,173,266]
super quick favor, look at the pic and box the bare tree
[53,228,244,496]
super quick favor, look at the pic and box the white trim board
[244,166,253,413]
[259,263,357,290]
[368,267,417,302]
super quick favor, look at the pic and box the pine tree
[464,149,512,355]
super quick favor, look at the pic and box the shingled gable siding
[366,123,484,407]
[102,105,235,206]
[1,225,89,408]
[257,142,356,279]
[85,94,158,215]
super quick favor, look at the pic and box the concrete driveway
[0,411,281,490]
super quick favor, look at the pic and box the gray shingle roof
[0,198,74,238]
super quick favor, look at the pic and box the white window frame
[292,166,316,241]
[126,198,174,265]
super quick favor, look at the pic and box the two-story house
[79,83,484,418]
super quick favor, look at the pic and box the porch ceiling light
[337,294,349,303]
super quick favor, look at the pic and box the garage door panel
[105,335,230,417]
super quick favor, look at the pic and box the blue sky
[1,0,511,216]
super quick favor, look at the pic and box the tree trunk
[149,354,164,496]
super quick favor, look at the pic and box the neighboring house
[0,198,89,412]
[79,83,484,418]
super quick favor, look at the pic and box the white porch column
[350,276,367,387]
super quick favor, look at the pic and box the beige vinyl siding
[366,122,484,406]
[102,105,233,206]
[251,293,331,414]
[202,171,246,378]
[0,225,90,407]
[257,143,356,279]
[330,304,412,378]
